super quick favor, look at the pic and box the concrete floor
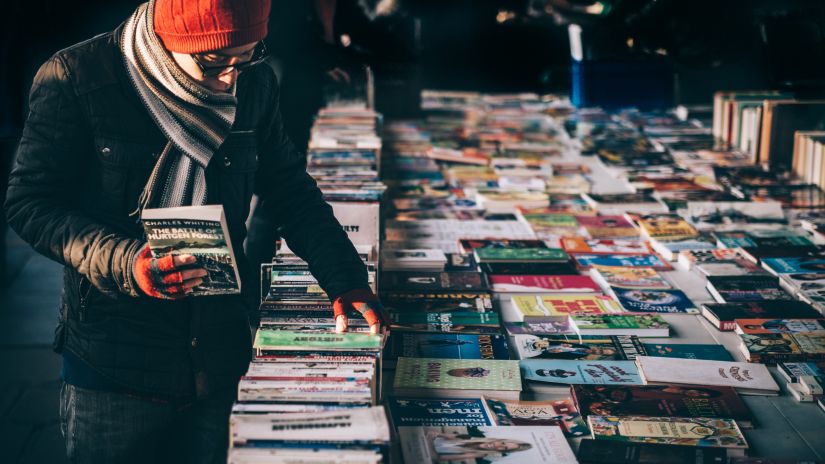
[1,228,67,464]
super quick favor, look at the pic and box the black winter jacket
[4,26,369,399]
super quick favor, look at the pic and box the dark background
[2,0,825,278]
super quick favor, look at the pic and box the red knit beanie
[153,0,271,53]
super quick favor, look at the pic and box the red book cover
[489,275,600,293]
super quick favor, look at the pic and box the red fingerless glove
[132,245,190,299]
[332,288,384,327]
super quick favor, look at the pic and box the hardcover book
[398,425,578,464]
[489,274,600,293]
[571,385,753,427]
[701,301,822,331]
[641,343,733,361]
[388,398,493,427]
[142,205,240,295]
[521,359,644,385]
[512,334,646,361]
[483,396,588,436]
[393,358,522,399]
[635,356,780,395]
[386,333,510,361]
[587,415,748,453]
[613,287,698,314]
[573,253,672,271]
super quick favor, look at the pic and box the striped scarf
[120,0,237,212]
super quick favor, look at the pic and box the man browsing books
[4,0,383,462]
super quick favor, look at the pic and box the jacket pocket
[91,137,157,217]
[216,131,258,225]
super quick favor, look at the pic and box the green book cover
[474,247,569,262]
[571,315,668,330]
[389,311,500,326]
[254,329,382,351]
[394,358,522,392]
[523,213,579,228]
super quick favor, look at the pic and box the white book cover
[231,407,389,445]
[229,448,381,464]
[398,425,577,464]
[635,356,779,395]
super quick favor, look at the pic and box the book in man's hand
[142,205,240,295]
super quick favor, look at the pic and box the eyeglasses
[191,42,269,78]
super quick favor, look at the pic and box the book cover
[571,314,670,337]
[141,205,240,295]
[575,215,638,238]
[641,343,733,361]
[613,287,698,314]
[512,334,645,361]
[701,301,821,331]
[504,320,576,336]
[590,265,672,290]
[778,361,825,384]
[231,407,389,446]
[561,237,652,255]
[762,256,825,275]
[387,333,511,361]
[459,238,548,252]
[484,397,589,436]
[576,439,728,464]
[253,330,383,351]
[511,294,622,319]
[394,358,522,392]
[388,398,493,427]
[572,385,753,425]
[389,311,501,334]
[574,254,672,271]
[474,247,569,263]
[489,274,600,293]
[735,319,825,334]
[521,359,644,385]
[637,214,699,239]
[587,415,748,451]
[706,275,788,302]
[635,356,780,394]
[739,333,803,363]
[382,271,489,292]
[398,425,578,464]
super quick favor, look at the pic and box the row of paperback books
[228,102,390,464]
[375,90,825,462]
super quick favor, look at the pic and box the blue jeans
[59,383,234,464]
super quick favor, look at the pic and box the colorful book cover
[489,274,600,293]
[561,237,652,255]
[253,329,382,351]
[575,215,639,238]
[511,294,622,318]
[459,238,548,252]
[571,314,670,335]
[394,358,522,392]
[715,232,757,248]
[637,214,699,239]
[707,275,788,302]
[613,287,698,314]
[701,301,822,331]
[387,333,511,361]
[398,425,578,464]
[587,416,748,450]
[762,257,825,275]
[512,334,645,361]
[388,398,493,427]
[484,397,589,436]
[521,213,579,228]
[735,319,825,334]
[389,311,500,333]
[590,265,672,289]
[779,361,825,383]
[642,343,734,361]
[521,359,644,385]
[793,333,825,356]
[573,253,672,271]
[474,247,569,262]
[572,385,752,425]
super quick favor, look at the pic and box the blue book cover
[387,333,511,360]
[520,359,643,385]
[613,287,698,314]
[642,343,734,361]
[388,398,493,427]
[762,257,825,275]
[573,254,671,270]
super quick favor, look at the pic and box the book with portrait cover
[398,425,577,464]
[483,397,589,436]
[142,205,240,295]
[386,333,510,363]
[393,358,522,399]
[586,416,747,454]
[521,359,643,386]
[511,334,647,361]
[388,398,494,427]
[613,287,698,314]
[571,385,753,427]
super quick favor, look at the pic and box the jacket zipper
[77,275,92,322]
